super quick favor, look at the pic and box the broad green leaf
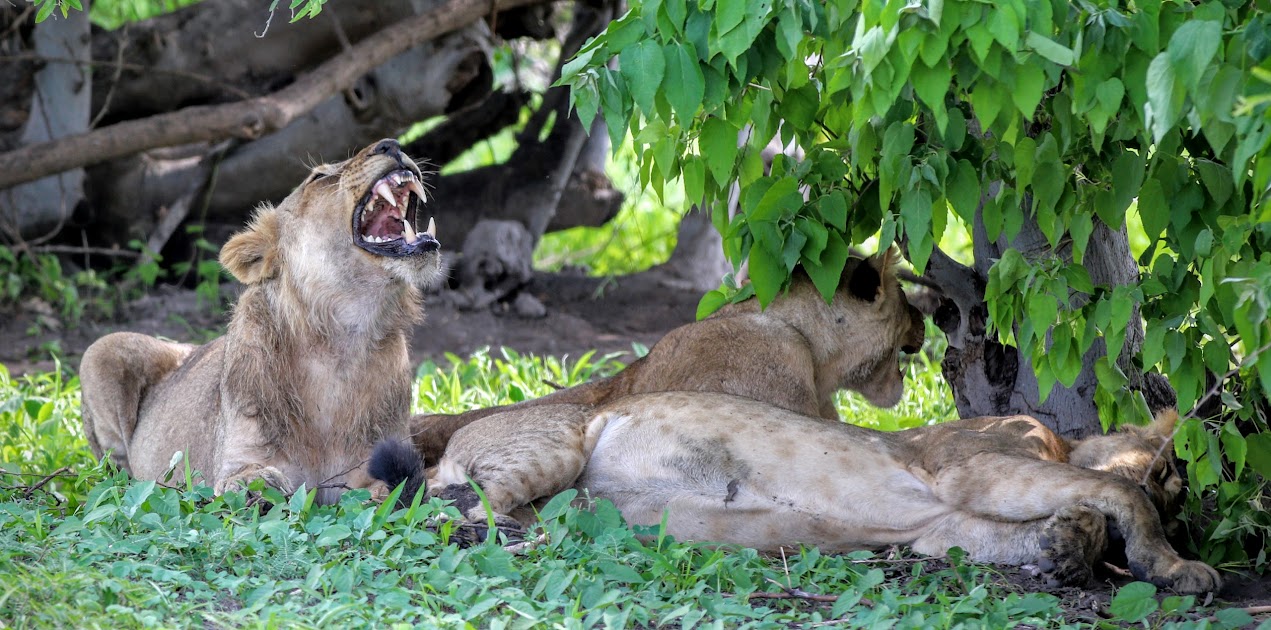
[620,41,667,115]
[1012,63,1045,118]
[1024,32,1074,66]
[781,84,819,132]
[748,178,801,222]
[716,0,745,35]
[1220,422,1247,478]
[817,191,848,231]
[1167,20,1221,91]
[1247,433,1271,479]
[947,160,981,223]
[748,240,784,307]
[696,289,729,320]
[699,118,739,187]
[664,44,706,123]
[1195,160,1233,207]
[986,4,1019,49]
[1146,52,1182,144]
[911,60,952,112]
[1138,178,1167,242]
[803,231,850,302]
[796,217,829,263]
[682,156,706,202]
[970,80,1004,130]
[316,524,352,546]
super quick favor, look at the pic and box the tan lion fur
[409,249,927,464]
[81,140,441,504]
[424,394,1217,594]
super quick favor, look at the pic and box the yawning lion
[81,139,441,504]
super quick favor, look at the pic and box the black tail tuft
[369,439,426,507]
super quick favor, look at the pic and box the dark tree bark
[924,196,1174,439]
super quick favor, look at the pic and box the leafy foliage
[561,0,1271,565]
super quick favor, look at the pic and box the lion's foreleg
[931,453,1220,594]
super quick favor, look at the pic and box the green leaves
[1167,20,1222,92]
[664,44,706,122]
[620,41,667,115]
[559,3,1271,569]
[1146,53,1183,143]
[1024,32,1074,66]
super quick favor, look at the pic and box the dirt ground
[2,271,1268,621]
[0,270,703,375]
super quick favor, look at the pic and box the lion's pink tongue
[364,209,402,239]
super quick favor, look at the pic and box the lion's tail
[369,439,426,508]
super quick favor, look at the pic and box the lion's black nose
[372,139,402,161]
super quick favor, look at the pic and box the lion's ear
[1145,407,1179,440]
[847,247,899,303]
[220,206,281,284]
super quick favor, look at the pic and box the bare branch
[0,0,548,190]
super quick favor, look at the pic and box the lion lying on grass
[373,244,1216,593]
[81,139,441,504]
[375,394,1218,594]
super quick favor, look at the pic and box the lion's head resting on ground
[220,139,443,317]
[1069,409,1184,526]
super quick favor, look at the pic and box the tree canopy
[563,0,1271,562]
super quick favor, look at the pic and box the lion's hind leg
[79,333,194,472]
[433,404,607,527]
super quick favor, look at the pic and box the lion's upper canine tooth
[402,217,418,244]
[375,181,397,207]
[425,216,436,239]
[405,179,427,202]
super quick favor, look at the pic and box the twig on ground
[27,245,141,258]
[22,466,69,498]
[1100,561,1133,578]
[504,532,548,554]
[747,575,876,608]
[748,589,841,604]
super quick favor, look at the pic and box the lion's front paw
[367,481,391,502]
[1038,505,1109,588]
[1129,557,1222,595]
[215,465,294,496]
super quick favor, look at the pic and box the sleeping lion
[80,139,441,504]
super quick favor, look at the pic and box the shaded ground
[0,270,703,375]
[2,272,1268,621]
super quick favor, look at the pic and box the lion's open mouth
[353,169,439,257]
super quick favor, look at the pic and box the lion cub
[81,139,441,504]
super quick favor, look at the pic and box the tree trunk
[0,7,90,241]
[925,199,1173,439]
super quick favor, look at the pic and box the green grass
[3,350,1253,628]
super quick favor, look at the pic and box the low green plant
[0,247,111,325]
[169,224,232,314]
[414,347,630,414]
